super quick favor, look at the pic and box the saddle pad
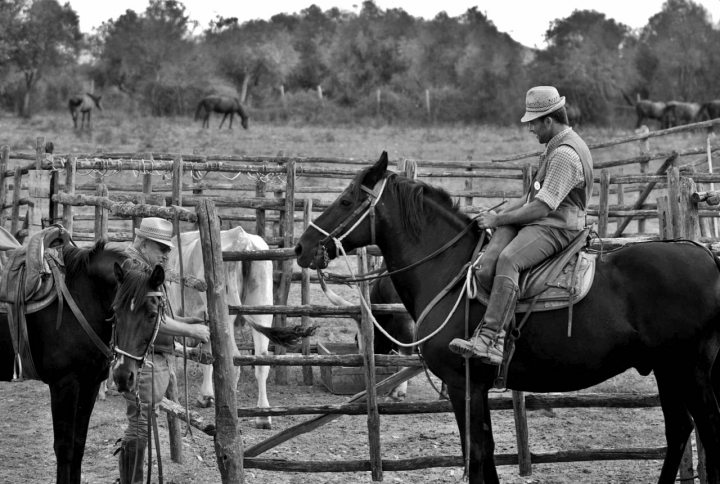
[0,290,58,315]
[475,251,596,313]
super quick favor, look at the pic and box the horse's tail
[242,315,317,350]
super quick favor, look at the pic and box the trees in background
[0,0,82,116]
[2,0,719,125]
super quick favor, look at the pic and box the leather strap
[58,275,113,359]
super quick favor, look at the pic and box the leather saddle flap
[0,226,67,304]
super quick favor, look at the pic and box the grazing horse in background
[663,101,702,127]
[195,95,249,130]
[635,99,667,129]
[68,93,102,130]
[700,100,720,121]
[295,152,720,484]
[166,226,275,428]
[0,241,127,484]
[565,102,582,127]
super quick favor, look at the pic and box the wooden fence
[2,117,720,483]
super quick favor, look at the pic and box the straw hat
[137,217,175,248]
[520,86,566,122]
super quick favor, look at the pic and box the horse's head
[111,262,166,394]
[295,151,389,269]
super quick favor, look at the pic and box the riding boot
[448,275,518,364]
[118,439,145,484]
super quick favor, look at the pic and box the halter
[308,177,388,266]
[112,291,166,370]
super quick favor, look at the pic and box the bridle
[308,177,388,268]
[111,290,166,371]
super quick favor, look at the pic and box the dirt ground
[0,359,698,484]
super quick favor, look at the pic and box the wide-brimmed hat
[521,86,566,122]
[137,217,174,248]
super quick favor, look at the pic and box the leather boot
[118,439,145,484]
[449,275,518,364]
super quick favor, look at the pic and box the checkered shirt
[535,128,585,211]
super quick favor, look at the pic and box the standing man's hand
[192,325,210,344]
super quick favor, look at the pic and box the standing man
[449,86,593,364]
[117,217,210,484]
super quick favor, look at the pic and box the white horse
[166,225,274,429]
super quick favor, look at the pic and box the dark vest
[122,246,174,355]
[528,130,593,230]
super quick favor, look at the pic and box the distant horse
[635,99,667,129]
[700,100,720,133]
[68,93,102,130]
[195,95,249,130]
[295,152,720,484]
[663,101,702,127]
[0,240,127,484]
[565,102,582,126]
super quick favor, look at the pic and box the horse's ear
[114,262,125,284]
[365,151,389,186]
[149,265,165,289]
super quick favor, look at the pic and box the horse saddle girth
[474,234,597,313]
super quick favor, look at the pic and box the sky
[67,0,720,48]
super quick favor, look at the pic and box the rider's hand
[477,212,499,230]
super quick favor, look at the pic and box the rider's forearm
[499,197,527,214]
[496,200,551,226]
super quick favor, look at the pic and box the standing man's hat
[521,86,566,122]
[137,217,175,248]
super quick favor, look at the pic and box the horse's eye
[148,313,158,321]
[340,199,352,207]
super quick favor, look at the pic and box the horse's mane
[113,268,156,315]
[351,168,471,239]
[64,239,126,282]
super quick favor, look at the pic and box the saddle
[474,228,596,313]
[0,226,70,381]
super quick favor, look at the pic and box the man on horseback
[116,218,210,484]
[449,86,593,364]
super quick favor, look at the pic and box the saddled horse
[0,240,128,484]
[295,152,720,484]
[166,226,275,428]
[68,93,102,130]
[195,95,249,130]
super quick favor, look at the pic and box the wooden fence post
[274,158,295,385]
[166,154,184,464]
[464,156,473,208]
[0,146,8,229]
[28,136,49,236]
[656,196,672,240]
[133,153,153,237]
[512,391,532,476]
[598,169,610,237]
[707,136,718,238]
[638,126,650,234]
[522,164,533,195]
[95,183,109,240]
[197,199,244,484]
[667,168,681,239]
[11,166,22,235]
[62,157,76,235]
[357,247,383,481]
[301,198,313,386]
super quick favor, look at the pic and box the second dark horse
[195,95,249,130]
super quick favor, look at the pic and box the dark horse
[195,95,249,130]
[0,241,127,484]
[295,152,720,484]
[68,93,103,130]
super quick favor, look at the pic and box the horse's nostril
[294,244,302,256]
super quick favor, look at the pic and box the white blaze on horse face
[165,226,275,428]
[112,354,124,371]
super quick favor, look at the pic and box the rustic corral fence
[2,117,720,483]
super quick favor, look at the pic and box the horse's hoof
[255,418,272,430]
[97,393,106,401]
[386,392,406,403]
[196,395,214,408]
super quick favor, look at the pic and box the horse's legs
[49,375,101,484]
[654,369,695,484]
[446,382,499,484]
[197,340,215,408]
[250,319,272,429]
[681,344,720,483]
[228,113,234,129]
[219,113,229,129]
